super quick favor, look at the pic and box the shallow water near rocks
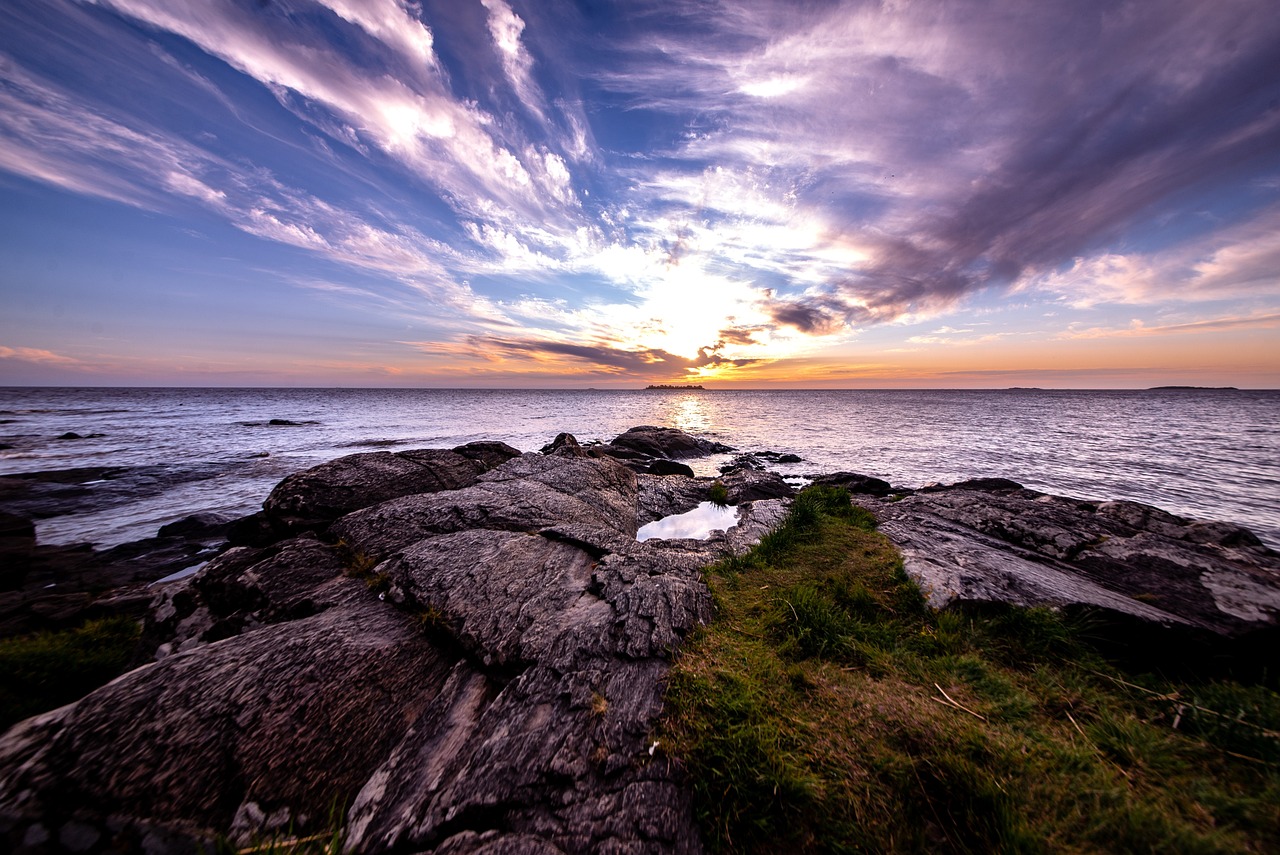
[638,502,740,541]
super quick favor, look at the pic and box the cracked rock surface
[858,480,1280,642]
[0,444,757,854]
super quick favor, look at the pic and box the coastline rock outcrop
[0,442,738,854]
[2,424,1278,853]
[857,479,1280,661]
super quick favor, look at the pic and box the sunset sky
[2,0,1279,388]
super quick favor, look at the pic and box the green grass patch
[661,486,1280,853]
[0,616,142,730]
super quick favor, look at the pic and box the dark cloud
[716,326,763,346]
[466,335,760,376]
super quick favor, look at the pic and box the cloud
[1024,203,1280,307]
[91,0,581,225]
[480,0,544,120]
[0,345,85,366]
[414,334,762,379]
[594,0,1280,326]
[1059,312,1280,341]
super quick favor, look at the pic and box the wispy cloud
[0,345,85,366]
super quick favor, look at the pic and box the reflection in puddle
[149,561,206,586]
[637,501,739,541]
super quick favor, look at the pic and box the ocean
[2,387,1278,551]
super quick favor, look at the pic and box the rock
[718,454,764,474]
[0,598,451,851]
[857,483,1280,654]
[267,418,304,426]
[157,512,230,540]
[331,454,638,560]
[0,513,35,590]
[141,534,356,658]
[0,450,758,854]
[541,432,590,458]
[608,426,732,459]
[635,474,707,526]
[261,448,489,533]
[647,459,695,477]
[919,477,1023,493]
[56,432,83,441]
[452,440,522,469]
[719,469,794,503]
[809,471,895,496]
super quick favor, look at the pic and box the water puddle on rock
[637,502,740,542]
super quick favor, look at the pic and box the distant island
[645,384,704,390]
[1148,385,1239,391]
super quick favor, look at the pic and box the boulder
[647,459,696,477]
[540,432,591,458]
[451,440,522,469]
[719,468,794,503]
[331,454,638,560]
[156,512,231,540]
[262,448,489,532]
[857,483,1280,649]
[608,426,732,459]
[809,471,895,496]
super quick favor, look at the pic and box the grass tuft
[0,616,142,730]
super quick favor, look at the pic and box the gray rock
[809,471,895,496]
[0,448,795,854]
[859,484,1280,640]
[264,448,488,531]
[635,474,707,525]
[0,598,451,851]
[331,454,638,560]
[608,426,732,459]
[719,469,793,503]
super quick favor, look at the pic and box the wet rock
[719,469,793,503]
[647,459,695,477]
[809,471,895,496]
[608,426,732,459]
[452,440,522,469]
[541,432,591,458]
[56,432,83,441]
[157,512,230,540]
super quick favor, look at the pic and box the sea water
[1,387,1277,550]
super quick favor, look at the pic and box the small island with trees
[644,384,704,390]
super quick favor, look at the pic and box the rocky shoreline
[1,425,1277,853]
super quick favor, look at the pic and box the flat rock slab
[859,482,1280,640]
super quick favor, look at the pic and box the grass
[660,485,1280,853]
[0,616,142,730]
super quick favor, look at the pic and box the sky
[1,0,1279,388]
